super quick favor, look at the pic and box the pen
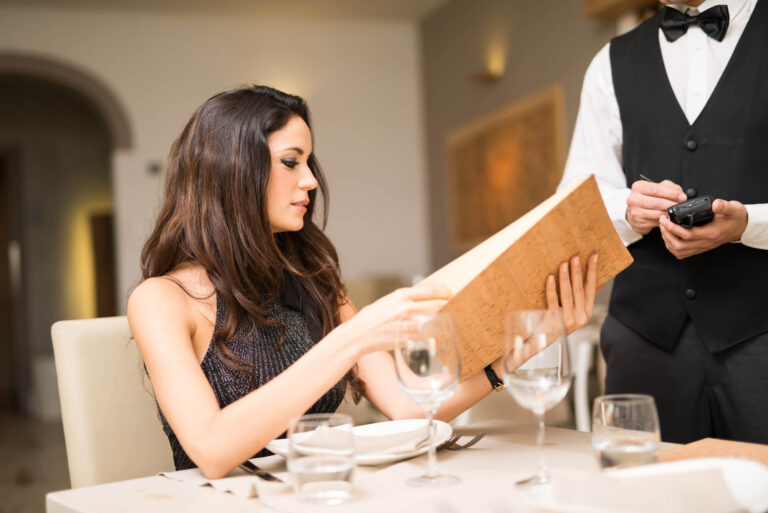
[640,174,689,203]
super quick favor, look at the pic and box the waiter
[560,0,768,443]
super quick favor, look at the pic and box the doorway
[0,76,116,415]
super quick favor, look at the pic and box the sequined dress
[158,292,344,470]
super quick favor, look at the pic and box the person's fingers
[659,220,698,259]
[403,284,453,301]
[658,220,674,246]
[545,274,559,310]
[628,194,680,212]
[658,179,687,199]
[397,318,420,340]
[559,262,575,328]
[687,223,718,241]
[659,218,682,243]
[402,299,449,316]
[570,255,586,321]
[712,198,728,215]
[632,180,686,202]
[627,206,667,226]
[584,253,598,318]
[660,216,696,240]
[712,198,744,219]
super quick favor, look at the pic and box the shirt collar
[668,0,749,19]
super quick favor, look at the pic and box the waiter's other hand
[658,199,748,259]
[626,179,687,235]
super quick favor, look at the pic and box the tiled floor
[0,410,69,513]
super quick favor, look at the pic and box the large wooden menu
[422,175,633,381]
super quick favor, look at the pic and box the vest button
[686,138,698,151]
[686,188,697,198]
[685,288,697,299]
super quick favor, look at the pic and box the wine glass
[503,309,572,486]
[393,312,461,487]
[592,394,660,470]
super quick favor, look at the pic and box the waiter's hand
[626,179,687,235]
[658,199,749,259]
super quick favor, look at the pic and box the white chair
[568,305,608,432]
[51,316,174,488]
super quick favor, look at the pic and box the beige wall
[421,0,616,268]
[0,5,429,311]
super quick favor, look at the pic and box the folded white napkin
[553,467,742,513]
[159,456,290,499]
[354,424,429,456]
[159,456,425,511]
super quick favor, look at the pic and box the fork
[238,460,284,483]
[437,431,487,451]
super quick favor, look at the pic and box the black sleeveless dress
[158,289,345,470]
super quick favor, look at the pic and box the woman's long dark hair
[140,85,361,399]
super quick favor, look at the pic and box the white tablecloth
[47,424,748,513]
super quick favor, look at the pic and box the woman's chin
[271,221,304,233]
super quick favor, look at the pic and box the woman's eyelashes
[280,158,299,169]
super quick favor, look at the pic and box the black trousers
[600,315,768,444]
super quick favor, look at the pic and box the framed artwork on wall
[447,84,567,253]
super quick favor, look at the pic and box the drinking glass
[393,312,461,487]
[503,309,572,486]
[592,394,660,470]
[287,413,355,505]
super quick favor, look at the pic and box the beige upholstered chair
[51,316,173,488]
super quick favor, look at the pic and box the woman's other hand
[547,253,598,333]
[499,253,599,372]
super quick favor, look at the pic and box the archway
[0,52,132,150]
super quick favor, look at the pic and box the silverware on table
[436,431,487,451]
[238,460,284,482]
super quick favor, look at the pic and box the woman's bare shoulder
[127,265,214,335]
[127,277,191,331]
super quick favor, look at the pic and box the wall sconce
[472,39,506,83]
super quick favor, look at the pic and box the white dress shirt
[560,0,768,249]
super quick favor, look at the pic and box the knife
[239,460,284,483]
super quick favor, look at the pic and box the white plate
[607,457,768,513]
[266,419,453,466]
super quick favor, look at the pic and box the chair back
[51,316,173,488]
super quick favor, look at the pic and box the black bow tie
[660,5,730,42]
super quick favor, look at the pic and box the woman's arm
[128,278,451,479]
[129,278,359,478]
[354,254,598,422]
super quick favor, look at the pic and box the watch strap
[484,364,505,391]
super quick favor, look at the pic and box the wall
[0,5,429,311]
[421,0,616,268]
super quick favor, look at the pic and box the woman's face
[266,115,318,233]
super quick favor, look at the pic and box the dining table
[46,421,764,513]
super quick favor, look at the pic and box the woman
[128,85,598,479]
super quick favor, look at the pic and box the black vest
[609,2,768,354]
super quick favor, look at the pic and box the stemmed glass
[503,309,572,486]
[393,312,461,487]
[592,394,660,470]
